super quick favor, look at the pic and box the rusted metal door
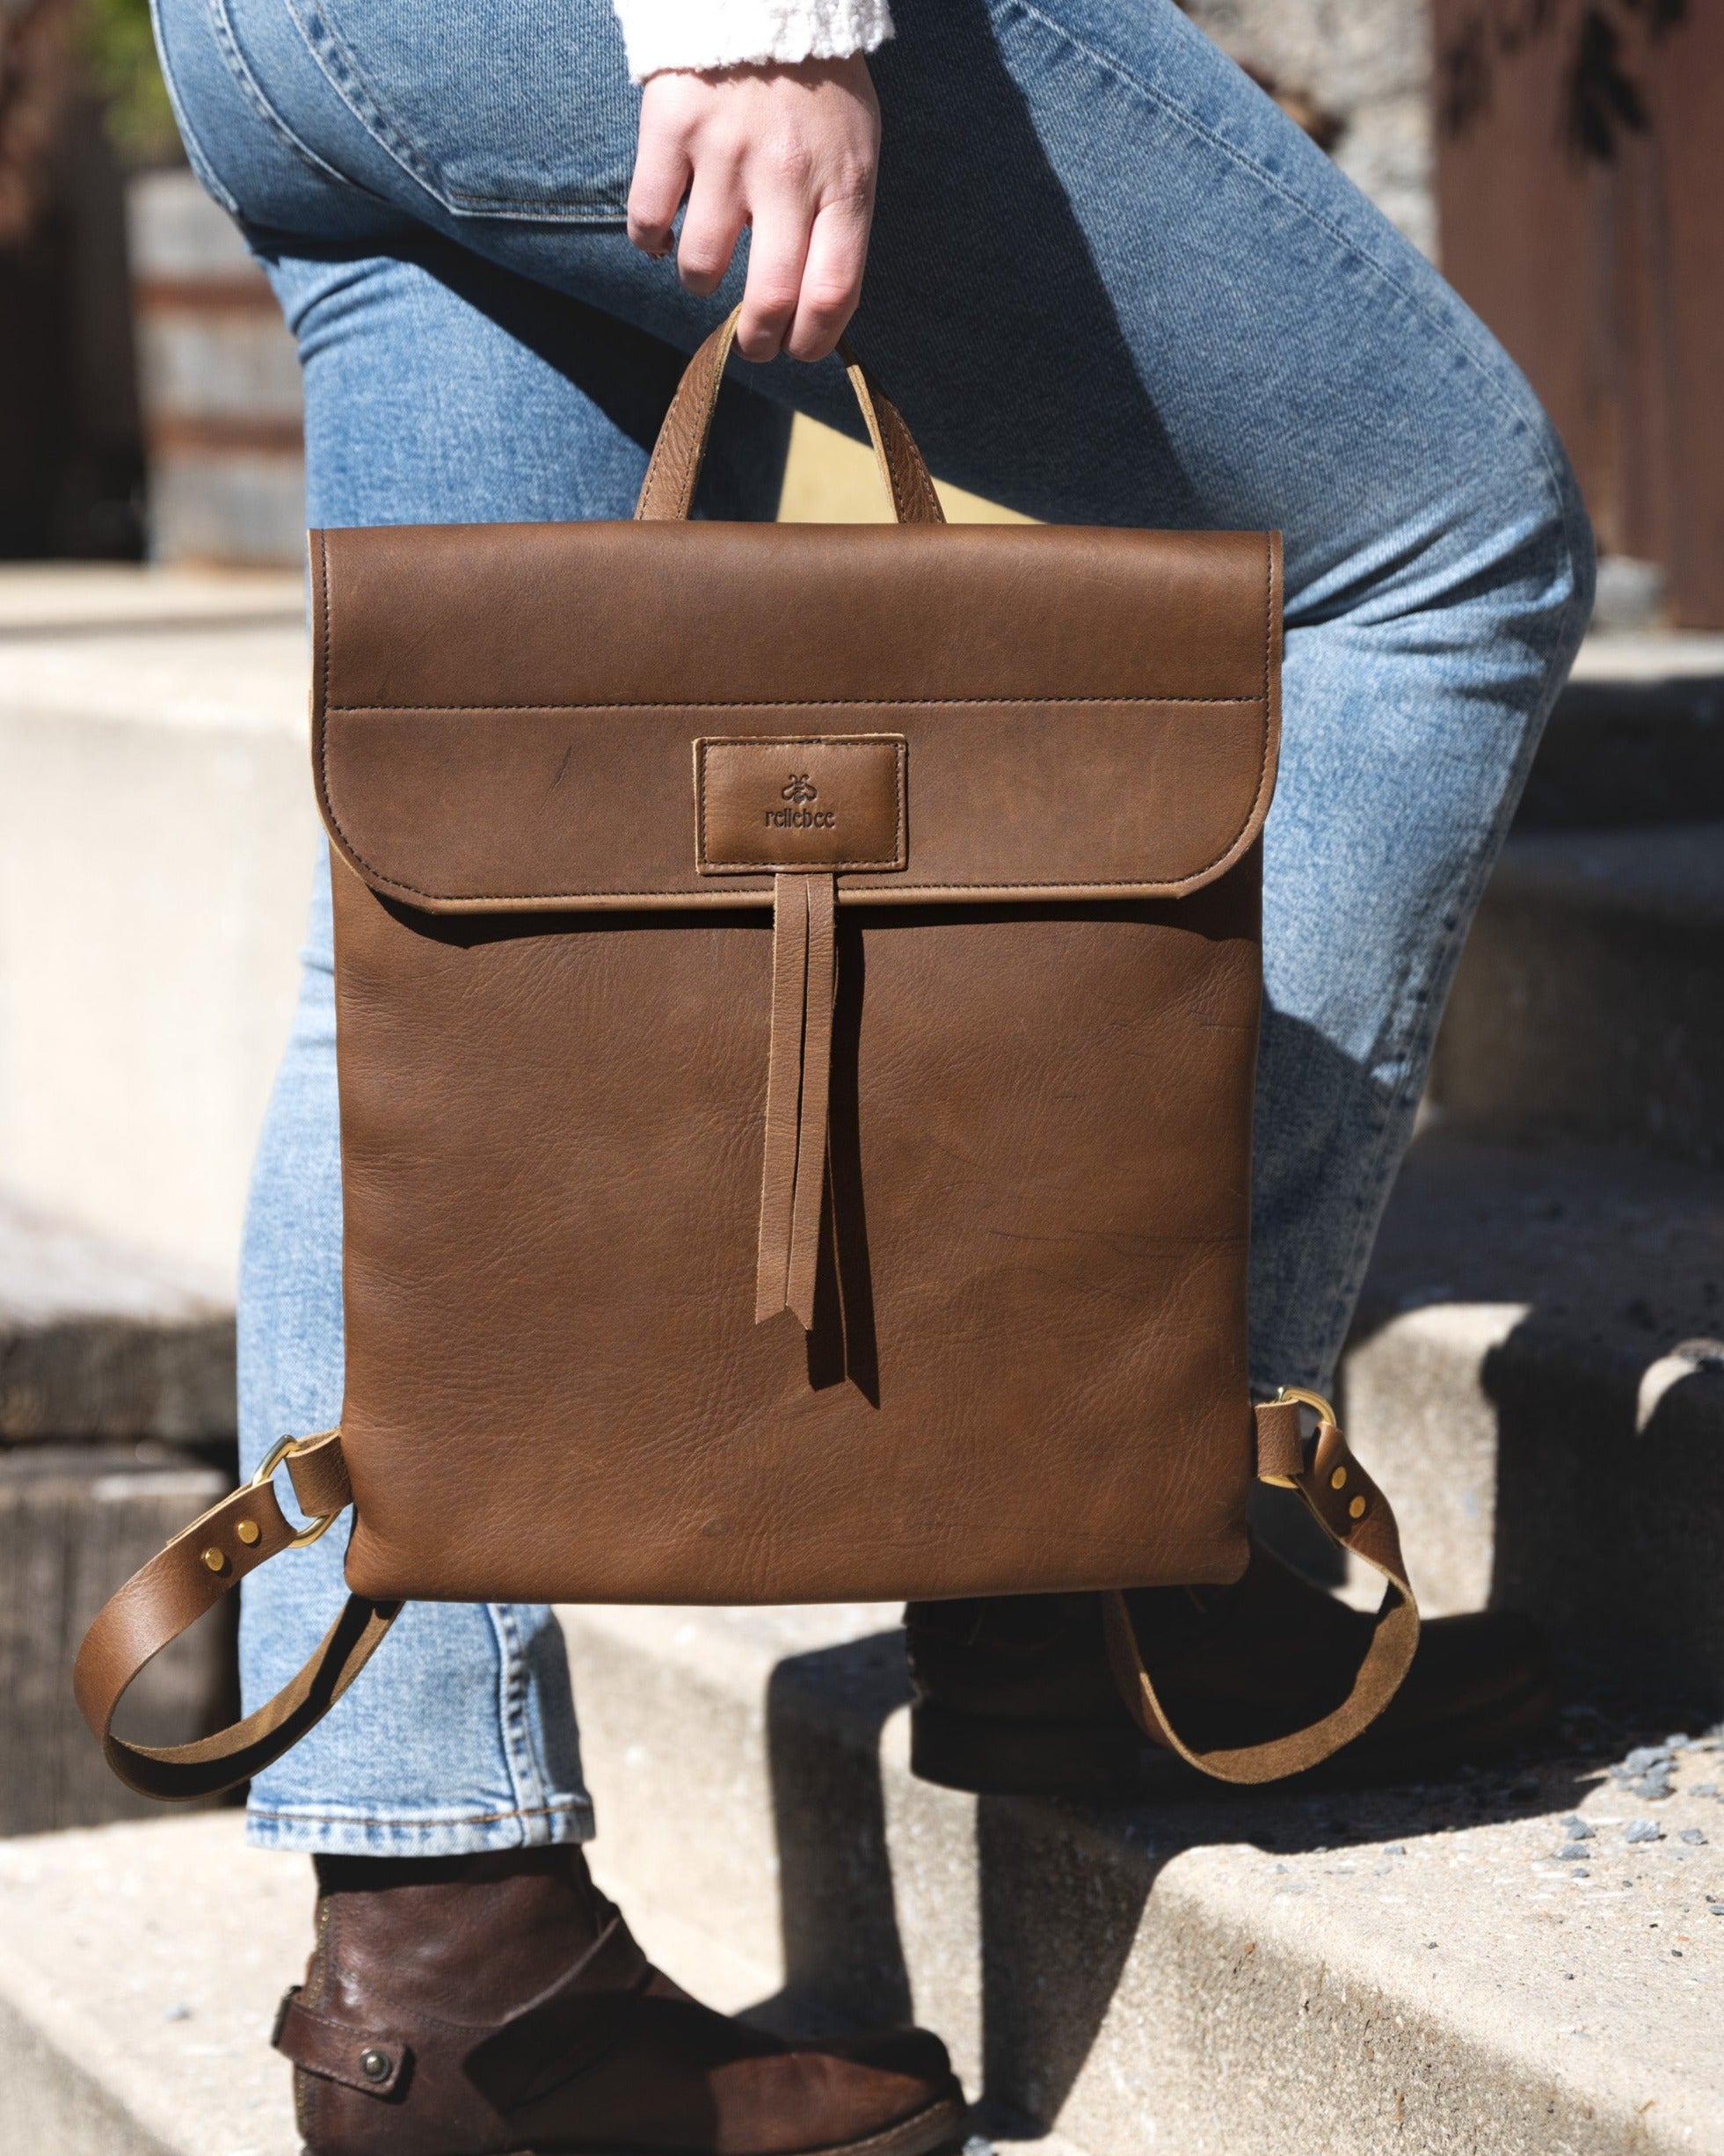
[1434,0,1724,628]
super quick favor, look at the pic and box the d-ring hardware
[1258,1385,1342,1489]
[251,1432,341,1548]
[1275,1384,1338,1426]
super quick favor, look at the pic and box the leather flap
[311,520,1280,912]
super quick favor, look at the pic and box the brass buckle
[252,1432,341,1548]
[1260,1385,1340,1489]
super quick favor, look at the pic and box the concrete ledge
[1524,635,1724,831]
[0,1198,235,1443]
[561,1601,1724,2156]
[0,1814,1073,2156]
[1345,1132,1724,1702]
[0,1200,237,1833]
[0,590,315,1283]
[1431,825,1724,1163]
[0,564,302,637]
[3,1601,1720,2156]
[1567,632,1724,682]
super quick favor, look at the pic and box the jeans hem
[244,1793,596,1857]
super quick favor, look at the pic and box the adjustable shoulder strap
[77,1404,1415,1802]
[1103,1396,1421,1782]
[72,1430,398,1802]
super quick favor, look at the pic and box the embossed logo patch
[695,736,907,873]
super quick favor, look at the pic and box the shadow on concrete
[1484,1320,1724,1718]
[764,1633,916,2032]
[1343,1128,1724,1723]
[754,1617,1610,2138]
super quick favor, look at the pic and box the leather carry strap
[635,307,945,526]
[756,870,837,1328]
[1102,1396,1422,1783]
[72,1430,400,1801]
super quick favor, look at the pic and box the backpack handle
[635,307,946,527]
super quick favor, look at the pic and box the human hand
[627,56,880,364]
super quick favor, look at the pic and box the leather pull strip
[786,873,835,1328]
[755,873,810,1322]
[755,872,837,1329]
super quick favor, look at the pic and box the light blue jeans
[153,0,1594,1854]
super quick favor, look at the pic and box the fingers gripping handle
[1104,1402,1422,1784]
[72,1431,400,1802]
[635,307,945,526]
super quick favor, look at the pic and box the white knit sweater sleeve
[611,0,893,83]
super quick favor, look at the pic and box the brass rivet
[1329,1466,1348,1491]
[200,1546,227,1574]
[360,2049,390,2083]
[1349,1495,1367,1519]
[235,1518,262,1547]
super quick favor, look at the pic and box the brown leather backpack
[76,315,1417,1799]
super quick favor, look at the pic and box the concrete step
[3,1149,1720,2147]
[0,567,316,1285]
[0,1198,237,1834]
[0,563,302,637]
[1434,635,1724,1160]
[1521,632,1724,830]
[0,1813,1073,2156]
[0,1447,233,1836]
[1429,822,1724,1164]
[1338,1131,1724,1707]
[3,1713,1720,2156]
[0,1196,236,1444]
[557,1603,1724,2156]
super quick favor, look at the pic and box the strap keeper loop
[1255,1387,1324,1486]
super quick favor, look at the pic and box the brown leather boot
[906,1535,1555,1796]
[274,1847,965,2156]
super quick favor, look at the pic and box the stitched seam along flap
[311,522,1281,913]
